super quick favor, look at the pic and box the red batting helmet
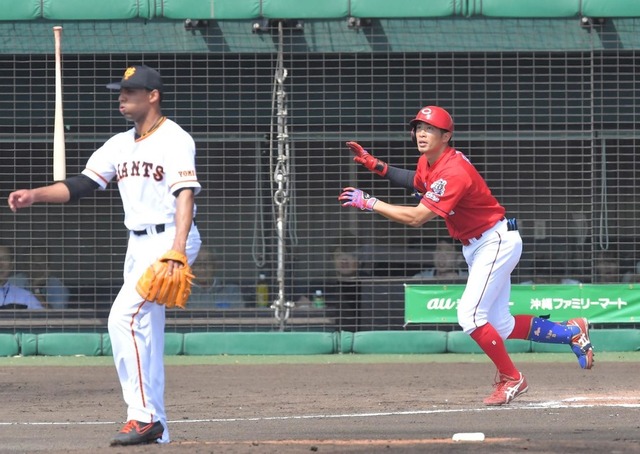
[409,106,454,143]
[410,106,454,131]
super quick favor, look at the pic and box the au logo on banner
[404,284,640,325]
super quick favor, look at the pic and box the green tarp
[1,0,640,21]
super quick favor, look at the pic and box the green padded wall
[339,331,355,354]
[102,334,112,357]
[2,0,640,21]
[164,332,184,355]
[582,0,640,17]
[20,334,38,356]
[19,333,103,356]
[262,0,348,19]
[0,0,40,20]
[42,0,149,20]
[0,334,19,357]
[4,330,640,356]
[349,0,461,18]
[446,331,532,354]
[351,331,447,354]
[471,0,580,18]
[161,0,261,20]
[183,332,337,355]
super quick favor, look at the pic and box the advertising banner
[404,284,639,324]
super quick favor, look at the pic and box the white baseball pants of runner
[108,223,201,444]
[458,218,523,339]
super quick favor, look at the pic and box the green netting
[297,20,371,52]
[614,19,640,49]
[1,18,624,55]
[379,18,597,52]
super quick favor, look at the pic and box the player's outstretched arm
[346,141,417,191]
[339,186,437,227]
[7,183,71,212]
[346,141,388,177]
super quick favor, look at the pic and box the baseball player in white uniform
[7,65,201,446]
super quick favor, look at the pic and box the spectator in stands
[298,243,362,332]
[593,249,621,283]
[188,247,245,309]
[0,245,43,310]
[413,238,468,280]
[622,260,640,284]
[519,251,581,285]
[8,247,70,309]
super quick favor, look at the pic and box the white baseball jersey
[82,118,201,230]
[83,117,202,443]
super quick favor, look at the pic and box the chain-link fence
[1,18,638,333]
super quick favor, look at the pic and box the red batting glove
[346,141,388,177]
[338,187,378,211]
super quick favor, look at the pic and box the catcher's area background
[1,354,639,453]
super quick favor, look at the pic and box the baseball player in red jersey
[8,65,201,443]
[339,106,594,406]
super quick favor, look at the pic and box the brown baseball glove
[136,250,195,309]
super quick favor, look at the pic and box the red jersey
[414,146,505,241]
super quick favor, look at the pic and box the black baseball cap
[106,65,164,93]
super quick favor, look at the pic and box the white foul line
[0,397,638,427]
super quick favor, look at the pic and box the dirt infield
[0,356,638,453]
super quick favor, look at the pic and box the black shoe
[110,420,164,446]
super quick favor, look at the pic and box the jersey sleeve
[81,134,122,189]
[164,131,201,196]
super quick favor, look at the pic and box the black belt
[132,224,166,236]
[132,219,196,236]
[460,217,517,246]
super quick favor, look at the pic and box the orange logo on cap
[123,67,136,80]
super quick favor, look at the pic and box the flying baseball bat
[53,26,66,181]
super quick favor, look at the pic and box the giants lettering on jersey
[117,161,164,182]
[424,178,447,203]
